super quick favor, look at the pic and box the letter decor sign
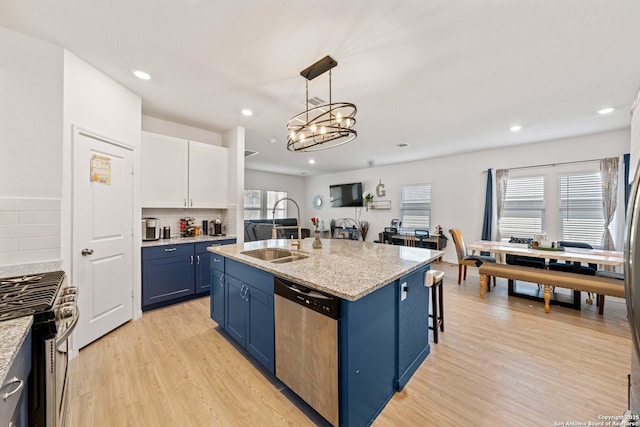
[90,154,111,185]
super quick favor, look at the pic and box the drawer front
[142,243,193,260]
[210,253,225,273]
[0,330,31,426]
[226,258,273,295]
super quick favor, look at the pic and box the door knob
[81,248,94,256]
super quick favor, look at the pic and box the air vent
[397,143,410,148]
[244,150,259,158]
[308,96,325,106]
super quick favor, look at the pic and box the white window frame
[498,159,625,251]
[559,171,615,249]
[499,175,546,241]
[399,184,431,234]
[244,189,287,219]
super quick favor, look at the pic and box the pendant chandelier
[287,56,357,152]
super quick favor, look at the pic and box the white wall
[223,127,245,241]
[62,50,142,320]
[305,129,630,263]
[245,169,306,224]
[0,26,64,265]
[142,115,222,146]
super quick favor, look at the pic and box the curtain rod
[504,157,605,172]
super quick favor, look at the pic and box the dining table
[467,240,623,267]
[467,240,624,309]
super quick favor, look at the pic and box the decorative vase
[313,231,322,249]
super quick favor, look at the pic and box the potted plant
[363,192,374,210]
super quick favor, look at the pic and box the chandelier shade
[287,56,357,152]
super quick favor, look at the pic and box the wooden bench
[477,262,625,314]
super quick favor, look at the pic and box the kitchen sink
[241,248,307,263]
[271,254,309,263]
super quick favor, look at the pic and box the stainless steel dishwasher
[274,276,340,426]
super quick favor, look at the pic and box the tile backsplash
[142,208,230,238]
[0,197,62,266]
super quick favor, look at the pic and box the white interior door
[74,129,133,349]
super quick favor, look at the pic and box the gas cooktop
[0,271,65,321]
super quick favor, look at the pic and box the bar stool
[425,269,445,343]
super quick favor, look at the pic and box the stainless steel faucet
[272,197,302,250]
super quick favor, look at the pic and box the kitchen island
[208,238,443,427]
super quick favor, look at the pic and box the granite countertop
[208,239,443,301]
[0,260,63,277]
[142,235,237,248]
[0,317,32,385]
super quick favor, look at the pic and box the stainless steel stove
[0,270,78,427]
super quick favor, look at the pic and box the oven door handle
[2,377,24,402]
[56,306,79,348]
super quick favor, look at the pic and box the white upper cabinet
[188,140,228,208]
[141,132,228,208]
[141,132,188,208]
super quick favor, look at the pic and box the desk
[467,240,623,309]
[389,234,447,250]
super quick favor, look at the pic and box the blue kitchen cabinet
[142,239,236,311]
[142,244,195,310]
[195,242,212,295]
[224,258,275,374]
[225,275,246,345]
[209,252,226,327]
[0,330,31,427]
[396,265,430,390]
[246,284,274,371]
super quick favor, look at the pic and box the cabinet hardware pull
[184,199,187,207]
[164,248,177,252]
[190,255,194,265]
[197,255,200,264]
[213,258,221,262]
[219,274,224,284]
[2,377,24,402]
[190,199,193,207]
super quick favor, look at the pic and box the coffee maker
[142,217,161,241]
[209,218,222,235]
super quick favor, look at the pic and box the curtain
[495,169,509,242]
[481,169,493,255]
[600,157,619,251]
[624,153,631,210]
[481,169,493,240]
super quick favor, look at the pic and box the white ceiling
[2,0,640,176]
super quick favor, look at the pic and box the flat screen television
[330,182,363,207]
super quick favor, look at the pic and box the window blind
[559,173,604,248]
[499,176,545,239]
[400,184,431,232]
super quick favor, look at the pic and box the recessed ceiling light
[308,159,315,164]
[510,125,523,132]
[241,109,253,117]
[269,137,277,144]
[597,107,615,115]
[133,70,151,80]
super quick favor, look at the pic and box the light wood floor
[66,262,632,426]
